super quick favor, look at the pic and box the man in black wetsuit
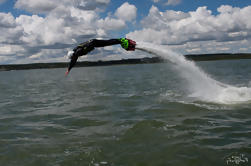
[65,38,136,75]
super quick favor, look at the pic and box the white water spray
[136,42,251,104]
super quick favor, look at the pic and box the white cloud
[14,4,104,47]
[76,0,110,10]
[165,0,182,6]
[0,13,23,44]
[14,0,111,14]
[0,13,16,28]
[152,0,181,6]
[13,1,132,48]
[13,3,99,49]
[127,5,251,54]
[97,17,126,31]
[140,6,189,29]
[97,2,137,33]
[115,2,137,22]
[2,1,251,64]
[0,0,136,64]
[16,15,45,45]
[239,47,248,51]
[29,49,65,61]
[15,0,59,14]
[0,44,25,55]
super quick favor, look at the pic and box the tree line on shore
[1,53,251,71]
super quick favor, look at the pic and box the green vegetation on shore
[1,53,251,71]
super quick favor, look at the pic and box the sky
[0,0,251,64]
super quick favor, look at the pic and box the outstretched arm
[65,52,78,76]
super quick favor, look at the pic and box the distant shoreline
[1,53,251,71]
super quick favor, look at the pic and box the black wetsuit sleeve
[68,54,78,72]
[92,39,121,47]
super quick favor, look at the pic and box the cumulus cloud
[127,5,251,54]
[97,17,126,31]
[15,0,59,14]
[14,0,111,14]
[0,1,138,64]
[0,13,23,44]
[76,0,110,10]
[0,44,25,55]
[115,2,137,22]
[12,0,103,51]
[165,0,182,6]
[2,1,251,64]
[15,7,99,46]
[0,13,17,28]
[29,49,66,61]
[152,0,181,6]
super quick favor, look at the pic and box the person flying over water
[65,38,136,75]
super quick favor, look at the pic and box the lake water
[0,56,251,165]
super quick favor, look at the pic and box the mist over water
[136,42,251,104]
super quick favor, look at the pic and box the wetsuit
[66,38,136,75]
[73,39,121,56]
